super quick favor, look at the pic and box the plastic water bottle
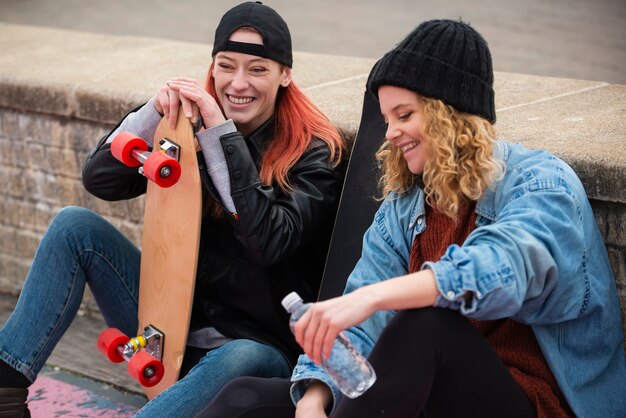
[281,291,376,398]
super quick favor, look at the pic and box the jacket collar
[475,140,509,222]
[245,117,276,160]
[407,140,509,226]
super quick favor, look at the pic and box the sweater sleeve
[105,97,163,146]
[82,101,161,200]
[196,119,237,213]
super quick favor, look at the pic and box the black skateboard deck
[318,87,386,300]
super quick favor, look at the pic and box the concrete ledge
[1,23,624,202]
[0,23,375,126]
[496,79,626,203]
[0,24,624,328]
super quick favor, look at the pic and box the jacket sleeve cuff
[426,245,483,315]
[105,97,163,146]
[290,355,342,415]
[200,118,237,139]
[427,261,469,312]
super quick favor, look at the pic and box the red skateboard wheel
[111,132,148,167]
[128,352,165,387]
[143,151,181,188]
[97,328,128,363]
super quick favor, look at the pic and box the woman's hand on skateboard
[166,77,226,130]
[154,83,196,129]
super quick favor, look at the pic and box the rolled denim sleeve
[429,170,588,324]
[290,355,342,412]
[427,244,517,316]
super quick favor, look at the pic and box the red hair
[205,63,345,191]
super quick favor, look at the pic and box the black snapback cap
[212,1,293,68]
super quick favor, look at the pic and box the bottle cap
[281,291,303,313]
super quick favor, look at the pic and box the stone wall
[0,24,624,329]
[0,109,145,315]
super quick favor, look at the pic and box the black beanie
[368,19,496,123]
[212,1,293,68]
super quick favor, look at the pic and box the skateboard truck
[159,138,181,162]
[136,139,181,180]
[131,138,180,179]
[97,325,166,387]
[118,325,164,363]
[110,131,182,188]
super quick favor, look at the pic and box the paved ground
[1,0,625,84]
[29,367,145,417]
[0,294,148,415]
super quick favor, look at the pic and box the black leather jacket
[82,111,344,366]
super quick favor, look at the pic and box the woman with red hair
[0,2,345,417]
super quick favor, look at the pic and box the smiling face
[379,85,429,175]
[212,28,292,135]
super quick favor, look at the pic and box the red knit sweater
[409,199,571,417]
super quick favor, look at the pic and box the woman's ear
[280,67,293,87]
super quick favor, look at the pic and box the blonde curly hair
[376,95,503,219]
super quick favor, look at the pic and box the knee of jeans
[200,340,290,377]
[53,206,98,232]
[51,206,108,240]
[44,207,108,257]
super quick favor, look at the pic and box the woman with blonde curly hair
[197,19,626,418]
[375,96,503,219]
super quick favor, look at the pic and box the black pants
[196,308,536,418]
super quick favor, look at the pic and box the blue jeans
[0,206,291,417]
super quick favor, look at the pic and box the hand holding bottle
[295,270,440,364]
[282,292,376,398]
[292,288,377,365]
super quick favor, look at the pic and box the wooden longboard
[137,108,202,399]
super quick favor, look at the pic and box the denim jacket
[290,141,626,417]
